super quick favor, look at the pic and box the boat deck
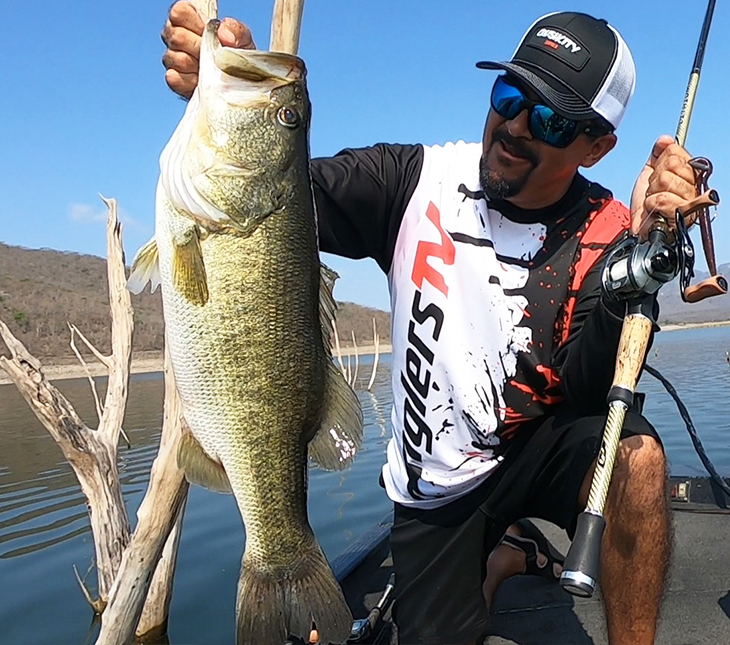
[334,477,730,644]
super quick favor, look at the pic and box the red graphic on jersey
[558,199,630,344]
[544,40,559,49]
[411,202,455,296]
[536,364,561,393]
[498,363,563,439]
[509,370,563,406]
[499,408,526,441]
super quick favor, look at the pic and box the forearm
[555,296,626,413]
[311,143,423,271]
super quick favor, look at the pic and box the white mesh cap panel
[591,25,636,128]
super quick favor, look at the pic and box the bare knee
[602,435,671,585]
[614,435,666,489]
[605,435,668,526]
[579,435,665,508]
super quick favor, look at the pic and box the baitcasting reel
[601,224,680,303]
[602,156,725,305]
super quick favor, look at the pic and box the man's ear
[580,133,617,168]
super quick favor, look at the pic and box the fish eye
[276,106,299,128]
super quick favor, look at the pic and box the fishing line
[644,363,730,499]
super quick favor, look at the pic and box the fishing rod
[560,0,726,599]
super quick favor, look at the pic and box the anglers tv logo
[536,28,582,54]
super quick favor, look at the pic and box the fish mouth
[201,19,305,91]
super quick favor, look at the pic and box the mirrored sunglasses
[490,75,609,148]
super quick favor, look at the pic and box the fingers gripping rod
[560,0,719,598]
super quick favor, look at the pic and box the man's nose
[506,108,533,140]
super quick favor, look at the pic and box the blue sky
[2,0,729,311]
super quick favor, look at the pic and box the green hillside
[0,242,390,362]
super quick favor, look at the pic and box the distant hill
[0,242,390,362]
[656,262,730,324]
[2,241,729,362]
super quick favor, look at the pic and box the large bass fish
[128,21,362,645]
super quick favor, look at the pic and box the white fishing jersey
[313,141,631,508]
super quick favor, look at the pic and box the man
[161,6,700,644]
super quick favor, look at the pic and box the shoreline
[5,319,730,386]
[659,320,730,332]
[0,344,393,386]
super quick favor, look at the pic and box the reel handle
[678,159,726,302]
[683,275,728,303]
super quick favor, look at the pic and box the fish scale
[129,20,363,645]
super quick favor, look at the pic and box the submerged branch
[367,317,380,392]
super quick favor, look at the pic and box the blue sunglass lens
[490,77,526,120]
[531,105,579,147]
[490,76,581,148]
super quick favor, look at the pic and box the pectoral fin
[127,238,160,294]
[177,430,232,493]
[308,361,364,471]
[172,228,209,306]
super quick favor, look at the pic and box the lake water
[2,326,730,645]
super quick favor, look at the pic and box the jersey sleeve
[310,143,424,272]
[552,258,658,414]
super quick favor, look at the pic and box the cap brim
[476,60,600,121]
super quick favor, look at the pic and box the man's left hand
[630,134,698,239]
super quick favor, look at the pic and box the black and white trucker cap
[477,12,636,129]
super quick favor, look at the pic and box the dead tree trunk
[0,197,133,608]
[0,197,188,642]
[95,349,188,645]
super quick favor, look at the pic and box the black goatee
[480,129,540,200]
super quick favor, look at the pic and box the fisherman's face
[480,76,616,209]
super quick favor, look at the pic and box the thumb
[219,18,256,49]
[645,134,675,169]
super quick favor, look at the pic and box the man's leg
[482,521,563,612]
[389,487,507,645]
[579,434,671,645]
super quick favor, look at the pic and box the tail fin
[236,540,351,645]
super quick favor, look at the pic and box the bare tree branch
[367,317,380,392]
[270,0,305,54]
[350,330,359,387]
[68,322,111,368]
[74,564,106,615]
[332,318,346,377]
[136,499,187,640]
[69,322,104,423]
[96,196,134,450]
[0,318,130,600]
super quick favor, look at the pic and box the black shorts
[390,406,661,645]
